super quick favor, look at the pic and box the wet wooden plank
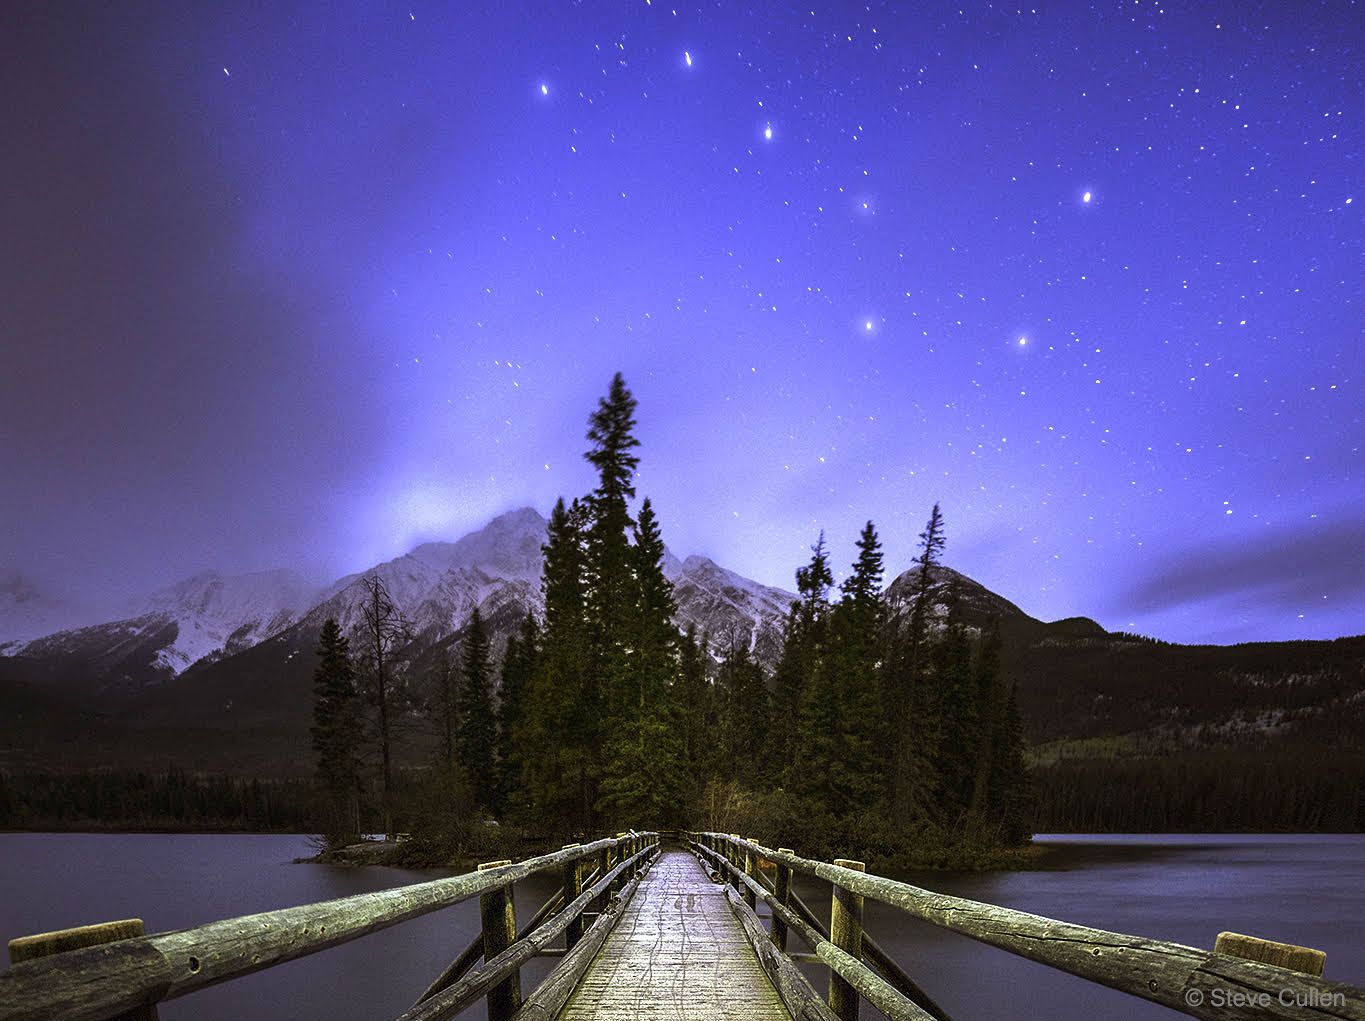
[557,850,792,1021]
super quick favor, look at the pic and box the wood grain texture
[556,850,793,1021]
[1216,933,1327,977]
[8,920,158,1021]
[722,887,838,1021]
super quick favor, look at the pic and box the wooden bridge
[3,831,1363,1021]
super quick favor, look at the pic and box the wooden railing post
[828,858,866,1021]
[728,834,741,889]
[477,861,521,1021]
[612,834,628,893]
[561,845,584,949]
[742,841,758,909]
[595,845,611,908]
[8,920,159,1021]
[772,848,793,952]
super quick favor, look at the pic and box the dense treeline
[1034,749,1365,833]
[0,770,314,831]
[311,373,1034,863]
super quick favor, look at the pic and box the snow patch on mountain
[670,554,796,658]
[138,569,316,672]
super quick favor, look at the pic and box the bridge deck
[556,848,792,1021]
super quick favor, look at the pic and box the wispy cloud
[1122,517,1365,614]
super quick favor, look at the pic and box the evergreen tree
[310,618,361,845]
[583,373,641,722]
[716,633,769,779]
[834,522,888,805]
[456,608,498,809]
[796,525,886,815]
[599,497,686,827]
[433,647,459,771]
[768,534,833,786]
[677,625,714,795]
[932,582,978,829]
[495,612,538,818]
[961,621,1034,843]
[630,498,678,708]
[525,497,596,832]
[888,504,947,824]
[905,503,946,674]
[966,620,1003,835]
[990,683,1034,844]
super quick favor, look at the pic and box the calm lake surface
[0,833,1360,1020]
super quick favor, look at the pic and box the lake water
[0,833,1360,1020]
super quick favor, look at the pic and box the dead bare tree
[356,573,413,839]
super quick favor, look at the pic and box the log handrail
[0,832,658,1021]
[695,832,1365,1021]
[393,842,658,1021]
[693,839,937,1021]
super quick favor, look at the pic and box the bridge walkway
[555,848,792,1021]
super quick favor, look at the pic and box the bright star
[1018,336,1028,346]
[684,51,692,67]
[1082,191,1092,203]
[539,83,549,96]
[764,124,773,141]
[864,320,874,332]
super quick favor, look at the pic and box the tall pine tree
[456,608,497,809]
[495,612,538,818]
[796,525,885,816]
[583,373,641,724]
[768,534,834,787]
[525,497,596,831]
[311,618,362,846]
[599,497,686,827]
[888,506,948,823]
[677,625,715,795]
[932,581,979,830]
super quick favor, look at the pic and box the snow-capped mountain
[667,554,795,663]
[138,569,318,672]
[0,508,800,689]
[2,567,318,680]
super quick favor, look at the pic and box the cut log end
[9,919,147,965]
[1214,931,1326,977]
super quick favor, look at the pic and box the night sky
[2,3,1360,644]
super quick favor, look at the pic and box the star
[1082,191,1093,203]
[539,83,549,96]
[684,51,692,67]
[764,124,773,141]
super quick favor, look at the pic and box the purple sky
[2,2,1360,643]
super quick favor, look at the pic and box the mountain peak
[409,506,548,582]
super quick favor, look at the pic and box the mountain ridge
[2,508,1360,778]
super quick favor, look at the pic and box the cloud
[1122,517,1365,614]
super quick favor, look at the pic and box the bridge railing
[691,831,1365,1021]
[0,831,659,1021]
